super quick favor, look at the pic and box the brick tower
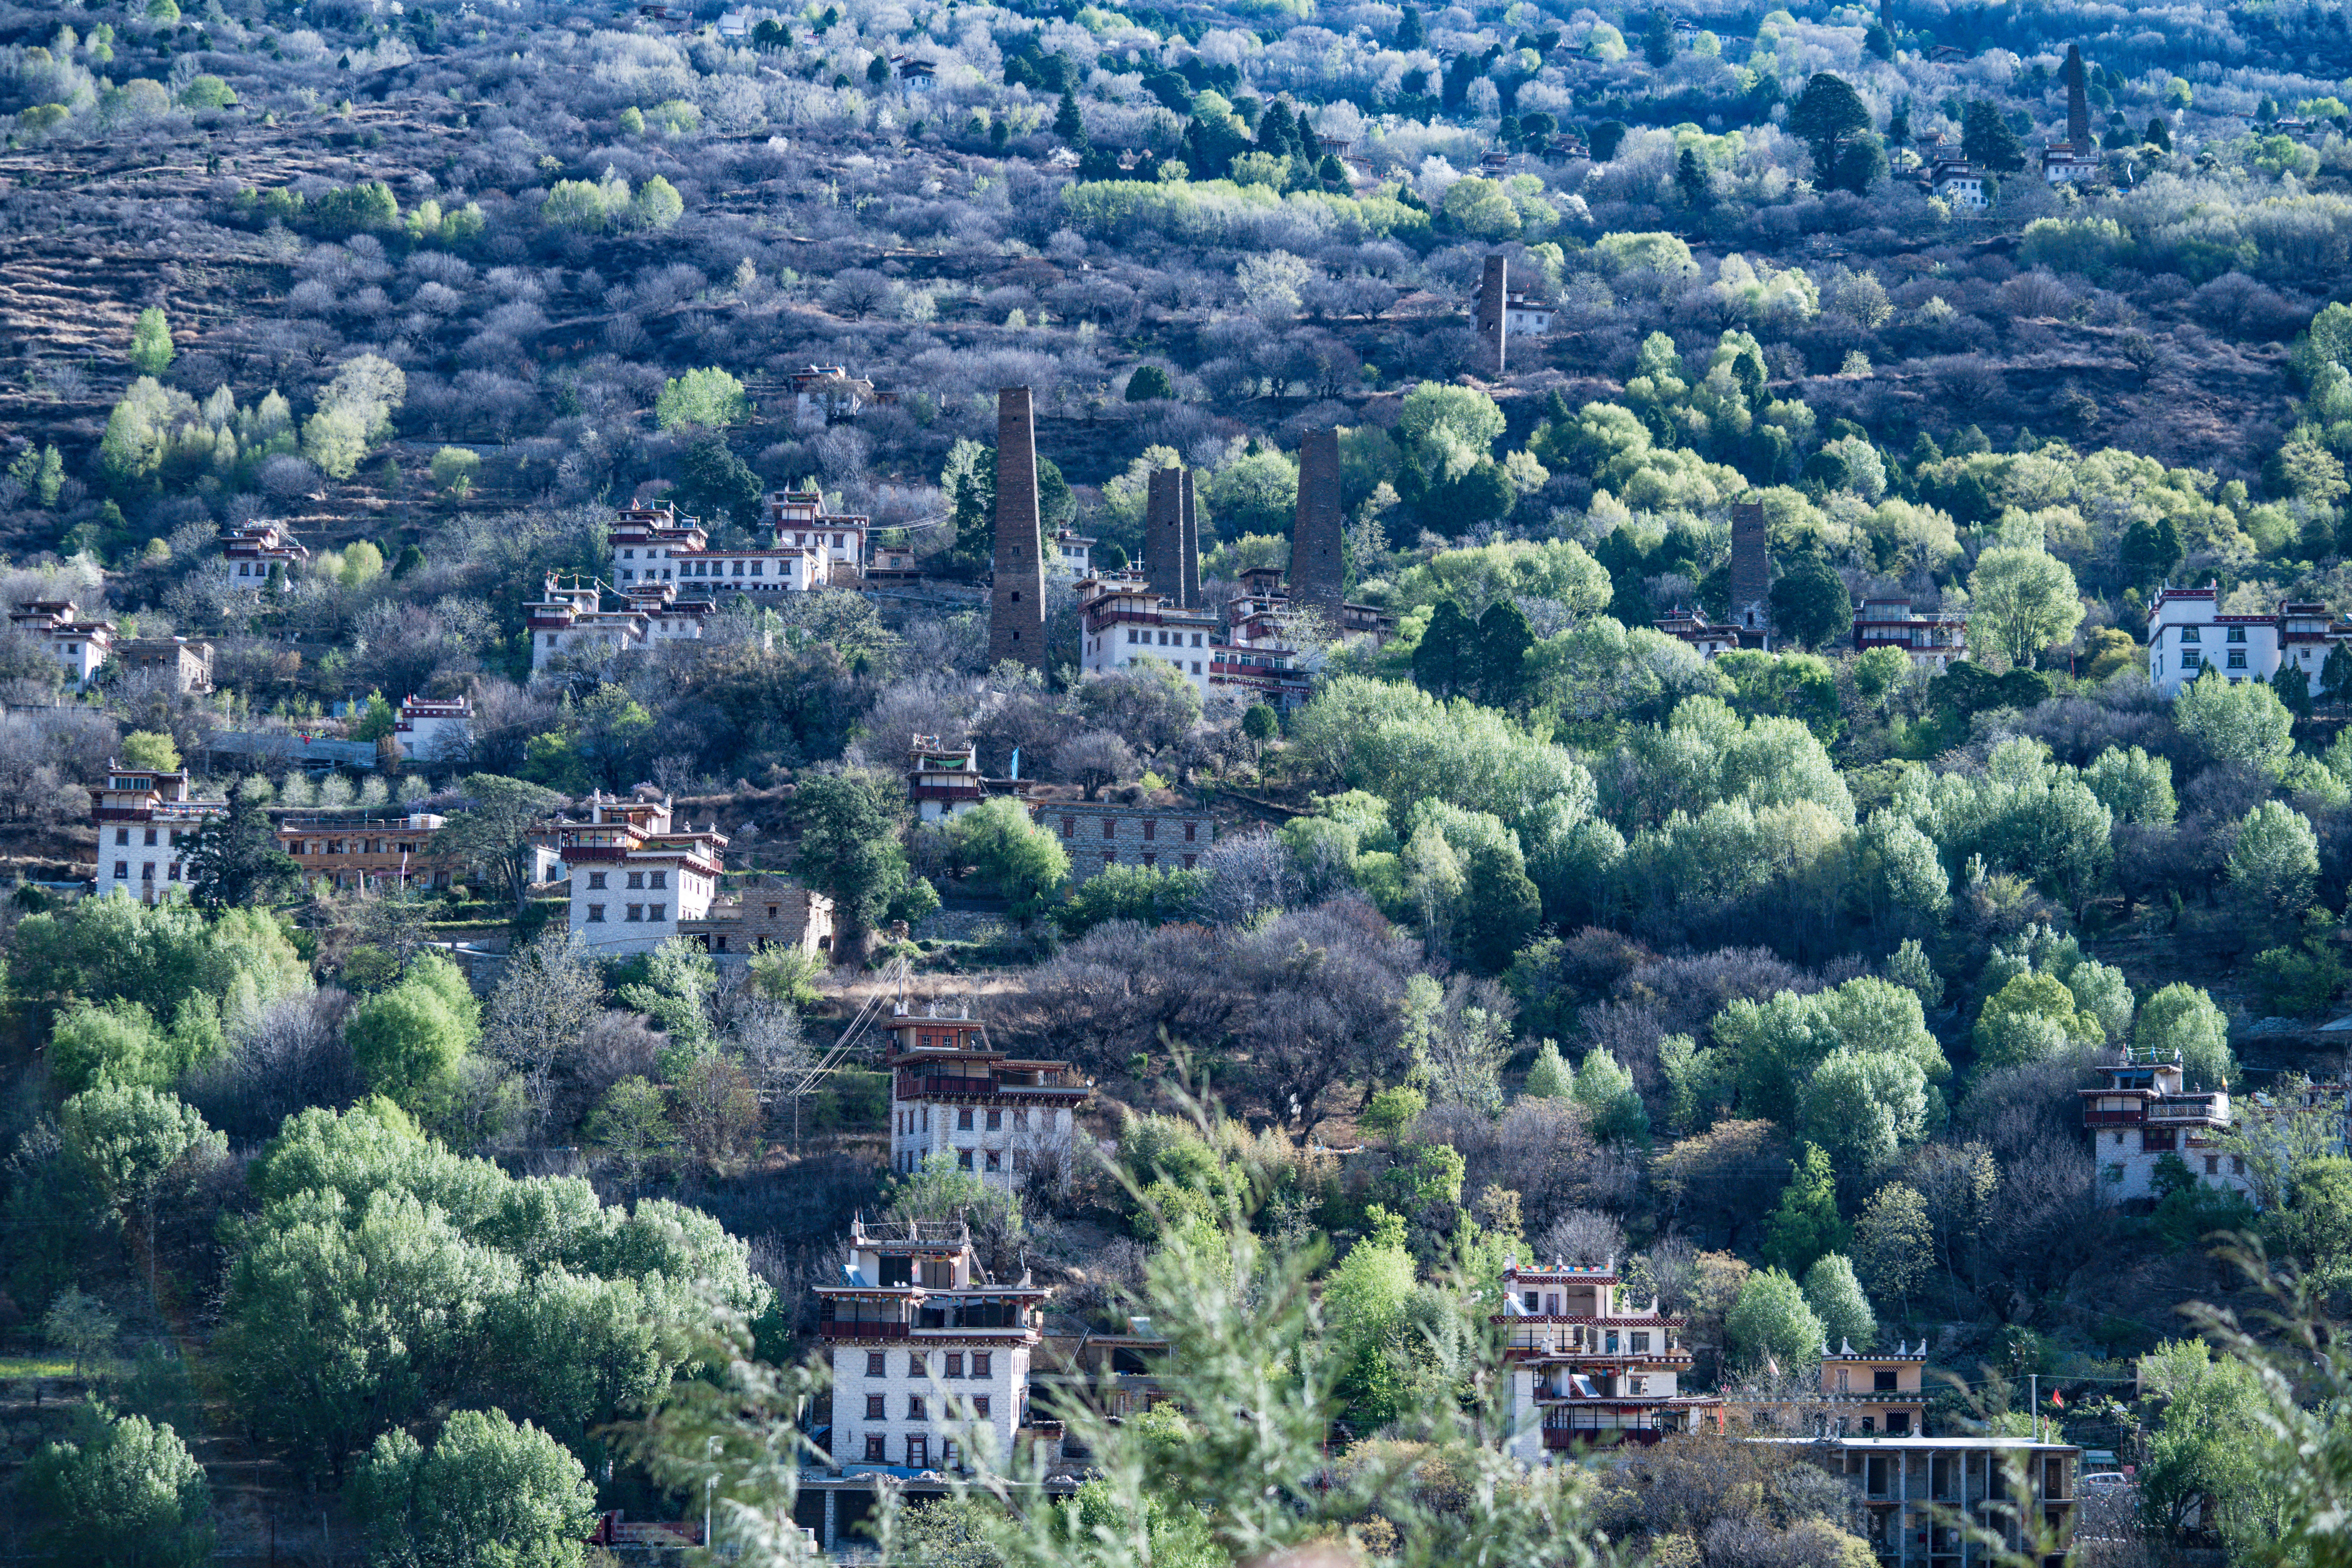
[1290,428,1345,623]
[989,387,1046,667]
[1476,255,1508,377]
[1145,466,1189,608]
[1730,500,1772,649]
[2065,45,2089,151]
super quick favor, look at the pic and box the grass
[0,1356,82,1378]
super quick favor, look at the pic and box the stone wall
[1290,428,1345,622]
[989,387,1047,667]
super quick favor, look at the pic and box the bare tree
[480,927,603,1125]
[1058,729,1137,800]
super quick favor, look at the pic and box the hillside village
[6,0,2352,1560]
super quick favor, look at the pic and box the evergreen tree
[1475,599,1535,707]
[1396,3,1425,49]
[1675,147,1712,209]
[1762,1141,1848,1274]
[1411,600,1478,698]
[1642,8,1674,67]
[2322,642,2352,713]
[1055,88,1087,147]
[1788,73,1871,183]
[2272,661,2315,720]
[1522,1039,1573,1098]
[1962,99,2027,171]
[185,784,301,912]
[129,307,176,377]
[1802,1252,1879,1351]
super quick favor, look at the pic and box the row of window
[584,869,668,889]
[861,1350,994,1379]
[1055,817,1198,842]
[1129,628,1207,648]
[898,1107,1056,1134]
[291,839,423,856]
[584,903,668,922]
[115,826,188,848]
[2165,624,2252,643]
[893,1147,1028,1173]
[114,860,180,881]
[863,1435,960,1465]
[863,1393,991,1420]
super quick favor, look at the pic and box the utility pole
[2030,1375,2039,1442]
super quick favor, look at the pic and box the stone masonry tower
[1476,255,1508,377]
[1290,428,1345,624]
[2065,45,2090,151]
[1145,466,1191,608]
[989,387,1046,668]
[1178,467,1200,608]
[1729,500,1772,649]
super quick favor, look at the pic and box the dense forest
[3,0,2352,1561]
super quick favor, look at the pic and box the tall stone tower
[1290,428,1345,624]
[1178,467,1200,608]
[2064,45,2090,151]
[1476,254,1508,378]
[1729,500,1772,649]
[1145,466,1193,608]
[988,387,1046,668]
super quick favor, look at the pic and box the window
[1523,1291,1539,1312]
[867,1352,886,1376]
[587,904,606,922]
[114,861,128,879]
[1060,817,1074,838]
[2183,650,2203,668]
[1127,629,1138,644]
[2180,626,2201,642]
[1185,822,1197,842]
[945,1353,963,1378]
[1143,854,1156,867]
[1183,855,1196,869]
[972,1353,991,1377]
[144,828,157,846]
[1631,1332,1650,1352]
[115,828,129,845]
[957,1149,973,1170]
[625,905,644,922]
[2205,1155,2220,1175]
[1142,820,1155,841]
[588,872,607,889]
[627,871,644,889]
[866,1394,886,1419]
[2231,1155,2245,1174]
[2228,651,2247,669]
[1103,819,1115,840]
[908,1352,926,1377]
[650,870,667,889]
[906,1436,927,1468]
[1630,1376,1646,1394]
[2228,625,2247,643]
[907,1395,926,1419]
[971,1396,990,1418]
[958,1108,974,1131]
[865,1436,887,1462]
[986,1109,1002,1130]
[985,1150,1001,1170]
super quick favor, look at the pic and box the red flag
[2050,1389,2065,1408]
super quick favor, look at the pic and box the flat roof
[1754,1436,2079,1450]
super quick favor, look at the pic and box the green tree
[1458,840,1543,975]
[432,775,566,918]
[184,782,301,911]
[1962,99,2027,172]
[1522,1039,1573,1099]
[1800,1049,1927,1177]
[1055,87,1086,146]
[1725,1267,1827,1370]
[1852,1182,1932,1318]
[790,769,932,946]
[2275,1154,2352,1272]
[128,307,175,377]
[352,1408,597,1568]
[2175,671,2295,775]
[2119,515,2183,587]
[1967,545,2082,668]
[947,797,1070,918]
[1802,1253,1878,1352]
[2230,800,2320,927]
[1787,73,1871,183]
[119,731,181,772]
[2137,1340,2287,1553]
[1641,7,1674,66]
[1056,864,1206,936]
[346,957,480,1110]
[23,1407,212,1568]
[1475,599,1534,707]
[1768,555,1854,649]
[1675,147,1712,209]
[61,1085,223,1279]
[588,1077,673,1193]
[678,434,764,533]
[2134,983,2236,1091]
[42,1289,118,1376]
[429,445,480,499]
[654,367,749,431]
[1126,365,1175,402]
[1411,600,1479,698]
[1763,1143,1848,1274]
[1975,972,2095,1069]
[1572,1045,1648,1143]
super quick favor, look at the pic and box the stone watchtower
[1290,428,1345,624]
[2064,45,2090,151]
[989,387,1047,668]
[1476,254,1508,377]
[1730,501,1772,649]
[1145,467,1198,610]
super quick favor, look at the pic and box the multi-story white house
[391,694,472,765]
[1854,598,1970,671]
[1074,568,1314,708]
[10,600,114,686]
[527,575,651,673]
[2144,585,2319,695]
[1049,527,1095,581]
[223,520,309,585]
[548,791,727,955]
[886,1002,1089,1189]
[907,736,991,823]
[2080,1046,2246,1204]
[766,490,867,582]
[90,762,227,900]
[1927,157,1987,208]
[816,1217,1052,1473]
[1495,1257,1723,1459]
